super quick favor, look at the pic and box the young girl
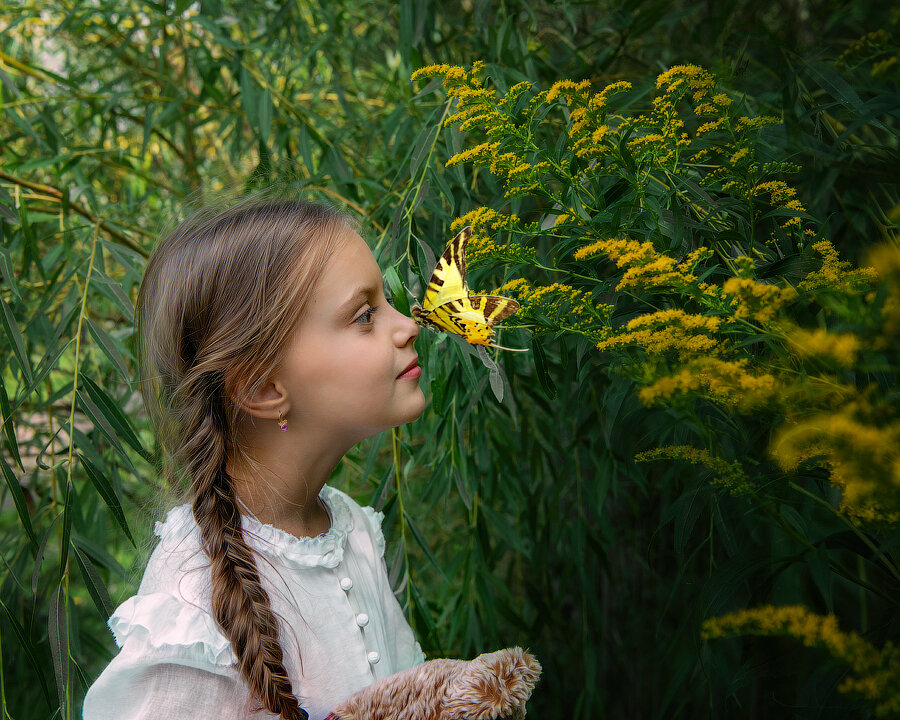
[83,199,427,720]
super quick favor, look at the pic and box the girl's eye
[354,306,378,325]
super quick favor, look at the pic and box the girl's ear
[231,378,289,420]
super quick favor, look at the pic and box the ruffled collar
[155,485,354,570]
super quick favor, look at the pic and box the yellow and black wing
[412,226,525,351]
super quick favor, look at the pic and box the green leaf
[479,503,529,555]
[12,340,72,414]
[48,581,72,720]
[0,597,52,706]
[78,454,135,546]
[73,542,114,618]
[531,337,557,399]
[403,510,446,578]
[77,391,138,474]
[258,87,273,142]
[0,376,23,471]
[0,455,37,550]
[384,266,411,317]
[0,297,33,385]
[79,375,150,462]
[0,245,21,299]
[85,319,132,384]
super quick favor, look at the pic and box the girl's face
[276,227,425,445]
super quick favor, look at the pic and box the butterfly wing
[413,225,525,350]
[427,294,524,348]
[421,225,472,311]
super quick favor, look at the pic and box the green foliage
[0,1,898,719]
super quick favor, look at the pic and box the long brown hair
[138,198,349,719]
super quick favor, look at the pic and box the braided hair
[138,199,349,718]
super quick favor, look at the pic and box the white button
[340,577,353,591]
[355,613,369,627]
[367,651,380,664]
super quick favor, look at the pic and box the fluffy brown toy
[328,647,541,720]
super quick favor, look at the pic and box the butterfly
[411,226,526,351]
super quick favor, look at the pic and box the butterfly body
[411,226,524,350]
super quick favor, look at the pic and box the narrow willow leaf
[476,347,504,403]
[76,392,137,474]
[414,234,437,282]
[60,480,73,579]
[0,246,21,299]
[429,374,447,416]
[13,338,75,412]
[403,510,446,578]
[0,297,33,385]
[72,543,114,618]
[531,338,557,399]
[0,597,52,706]
[32,524,53,596]
[49,582,71,720]
[79,374,149,461]
[0,377,23,471]
[258,87,272,142]
[0,456,37,550]
[384,266,410,317]
[478,503,529,555]
[85,319,131,384]
[78,454,135,545]
[79,375,145,456]
[71,532,128,580]
[408,577,437,635]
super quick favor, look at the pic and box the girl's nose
[392,305,420,346]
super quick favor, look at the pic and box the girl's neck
[228,431,349,539]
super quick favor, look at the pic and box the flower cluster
[799,240,878,294]
[787,327,861,367]
[574,237,709,294]
[413,62,551,198]
[638,358,778,412]
[836,29,899,80]
[596,309,723,360]
[495,278,611,339]
[722,277,798,324]
[771,395,900,521]
[703,605,900,715]
[635,444,752,494]
[447,208,535,266]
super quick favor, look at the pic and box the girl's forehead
[313,230,382,302]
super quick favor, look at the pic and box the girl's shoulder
[103,504,234,668]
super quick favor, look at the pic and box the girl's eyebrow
[337,286,376,318]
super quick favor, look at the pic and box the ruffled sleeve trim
[359,505,387,558]
[109,592,237,667]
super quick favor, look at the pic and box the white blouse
[83,485,425,720]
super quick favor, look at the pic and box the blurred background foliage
[0,0,898,718]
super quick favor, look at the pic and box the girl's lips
[397,358,420,380]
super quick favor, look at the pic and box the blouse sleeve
[83,592,246,720]
[83,660,247,720]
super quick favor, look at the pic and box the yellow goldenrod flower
[635,444,752,493]
[788,327,862,367]
[703,605,900,715]
[546,79,591,104]
[723,277,798,324]
[799,240,878,293]
[639,358,777,411]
